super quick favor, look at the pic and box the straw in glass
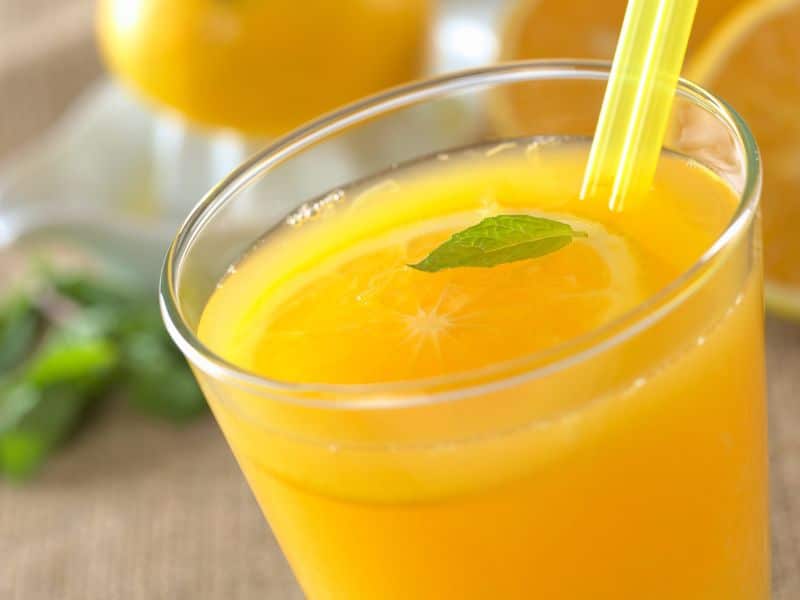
[581,0,699,211]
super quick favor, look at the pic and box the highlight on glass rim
[2,0,798,598]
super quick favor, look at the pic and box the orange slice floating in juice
[688,0,800,318]
[229,212,648,384]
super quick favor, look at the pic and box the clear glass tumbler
[161,61,767,599]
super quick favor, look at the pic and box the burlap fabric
[0,2,797,598]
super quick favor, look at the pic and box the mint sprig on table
[409,214,588,273]
[0,271,206,481]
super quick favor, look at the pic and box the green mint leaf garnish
[409,214,588,273]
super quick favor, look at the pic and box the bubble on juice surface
[287,189,346,227]
[485,141,518,157]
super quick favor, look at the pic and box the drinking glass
[161,61,767,599]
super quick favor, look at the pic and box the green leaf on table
[0,265,208,480]
[27,334,117,389]
[127,363,206,422]
[52,273,133,307]
[0,384,98,481]
[0,297,40,371]
[0,313,117,481]
[0,379,39,477]
[121,329,206,422]
[408,214,588,273]
[0,381,39,434]
[0,432,47,481]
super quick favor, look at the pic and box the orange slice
[227,211,651,384]
[493,0,737,136]
[688,0,800,318]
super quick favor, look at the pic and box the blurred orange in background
[687,0,800,316]
[501,0,732,64]
[96,0,432,137]
[496,0,733,131]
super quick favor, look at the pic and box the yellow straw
[581,0,699,211]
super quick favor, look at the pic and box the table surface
[1,2,798,598]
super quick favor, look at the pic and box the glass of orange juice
[160,61,768,599]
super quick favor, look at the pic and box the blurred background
[1,0,799,598]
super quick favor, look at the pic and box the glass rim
[159,59,762,408]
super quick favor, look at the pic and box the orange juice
[197,140,768,599]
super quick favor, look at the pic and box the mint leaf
[409,215,587,272]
